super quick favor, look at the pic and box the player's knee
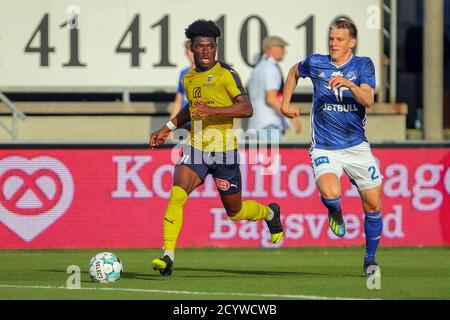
[321,190,341,201]
[318,182,341,199]
[367,204,382,213]
[226,208,241,219]
[226,204,242,219]
[228,212,239,220]
[363,199,382,213]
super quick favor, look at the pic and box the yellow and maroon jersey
[183,61,247,152]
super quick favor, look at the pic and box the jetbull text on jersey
[322,103,358,112]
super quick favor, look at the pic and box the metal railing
[0,92,26,141]
[383,0,397,103]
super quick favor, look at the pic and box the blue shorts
[176,146,241,195]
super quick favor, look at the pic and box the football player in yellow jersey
[149,19,284,276]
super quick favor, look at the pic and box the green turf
[0,247,449,300]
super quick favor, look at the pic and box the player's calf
[321,196,346,237]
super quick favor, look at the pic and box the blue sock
[364,211,383,263]
[321,196,342,213]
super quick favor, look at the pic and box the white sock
[265,207,274,221]
[163,250,175,262]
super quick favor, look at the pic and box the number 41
[25,13,86,67]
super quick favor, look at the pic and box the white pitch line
[0,284,380,300]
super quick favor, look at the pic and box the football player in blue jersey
[281,18,383,276]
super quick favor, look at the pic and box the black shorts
[176,145,241,195]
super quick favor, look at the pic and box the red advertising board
[0,147,449,249]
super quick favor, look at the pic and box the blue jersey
[298,54,375,150]
[177,66,192,109]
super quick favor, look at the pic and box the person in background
[247,36,301,142]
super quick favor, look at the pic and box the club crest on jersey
[346,71,357,81]
[314,156,330,167]
[203,74,216,87]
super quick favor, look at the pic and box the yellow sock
[229,200,270,221]
[163,186,188,252]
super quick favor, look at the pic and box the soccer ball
[88,252,123,283]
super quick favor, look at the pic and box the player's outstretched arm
[149,106,191,148]
[191,94,253,119]
[281,63,301,119]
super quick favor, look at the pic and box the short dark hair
[330,17,358,39]
[185,19,222,42]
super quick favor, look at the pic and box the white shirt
[247,55,283,130]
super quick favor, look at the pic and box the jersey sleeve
[298,55,313,78]
[177,67,190,95]
[360,58,376,89]
[224,68,247,98]
[177,71,184,94]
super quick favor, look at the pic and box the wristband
[165,120,177,131]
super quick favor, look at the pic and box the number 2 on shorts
[368,166,379,180]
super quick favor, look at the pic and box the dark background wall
[397,0,450,129]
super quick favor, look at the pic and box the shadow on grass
[121,267,361,279]
[35,267,362,281]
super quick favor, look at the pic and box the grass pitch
[0,247,449,300]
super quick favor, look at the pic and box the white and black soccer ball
[88,252,123,283]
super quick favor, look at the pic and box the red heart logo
[0,156,74,242]
[0,169,63,215]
